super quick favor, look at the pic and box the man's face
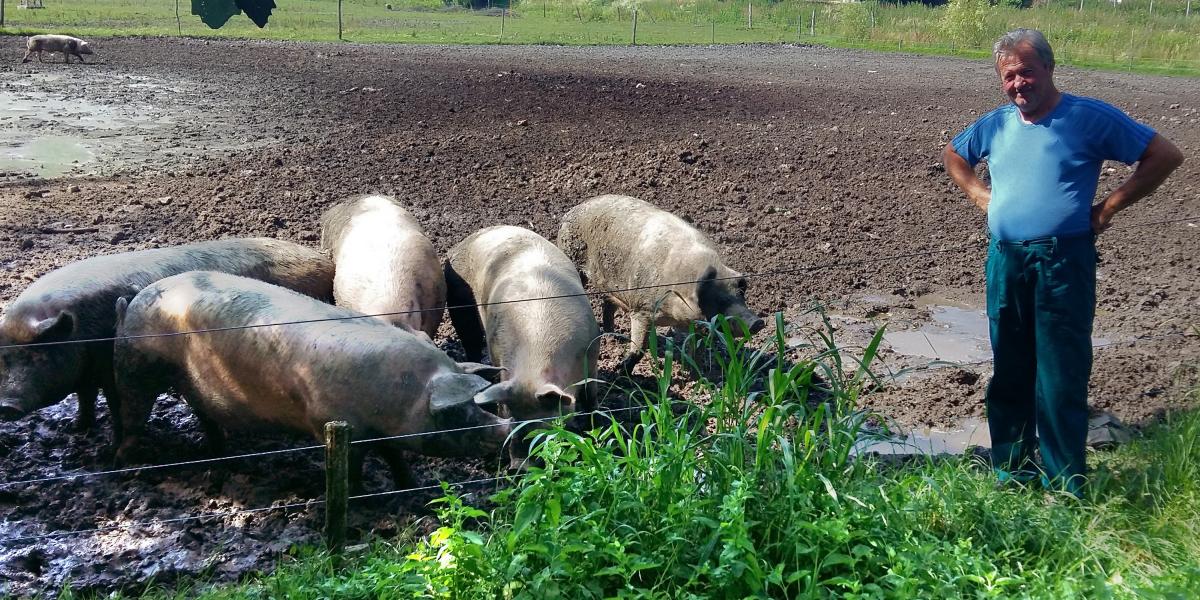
[996,43,1055,119]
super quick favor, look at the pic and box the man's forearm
[942,143,991,211]
[1097,134,1184,218]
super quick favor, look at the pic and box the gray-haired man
[943,29,1182,496]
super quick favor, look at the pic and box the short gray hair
[993,28,1055,70]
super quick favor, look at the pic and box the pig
[111,271,513,488]
[319,194,445,340]
[444,226,600,434]
[22,34,94,64]
[0,238,334,432]
[557,194,765,372]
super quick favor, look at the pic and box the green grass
[62,312,1200,599]
[1,0,1197,76]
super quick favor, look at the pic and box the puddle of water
[885,302,1114,363]
[885,305,991,363]
[854,417,991,456]
[0,135,94,178]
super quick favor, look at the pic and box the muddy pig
[445,226,600,443]
[111,271,513,488]
[320,194,445,340]
[557,194,764,371]
[0,238,334,432]
[22,34,94,64]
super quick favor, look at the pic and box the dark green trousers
[986,233,1096,496]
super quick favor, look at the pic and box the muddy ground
[0,37,1197,597]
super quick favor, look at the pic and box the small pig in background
[0,238,334,433]
[445,225,600,456]
[22,34,94,64]
[557,194,764,372]
[111,271,514,489]
[320,194,445,340]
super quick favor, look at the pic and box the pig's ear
[30,312,75,343]
[535,383,576,412]
[457,362,506,383]
[429,373,491,414]
[473,380,514,408]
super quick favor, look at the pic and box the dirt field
[1,37,1197,596]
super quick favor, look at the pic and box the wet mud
[0,38,1197,597]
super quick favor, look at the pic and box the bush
[941,0,992,49]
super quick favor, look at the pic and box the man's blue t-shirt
[951,94,1155,241]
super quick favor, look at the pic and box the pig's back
[561,195,712,290]
[5,238,333,342]
[119,271,438,432]
[322,196,443,330]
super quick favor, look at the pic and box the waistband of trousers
[989,231,1095,249]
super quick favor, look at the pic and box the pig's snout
[726,309,765,336]
[0,399,27,421]
[746,316,766,335]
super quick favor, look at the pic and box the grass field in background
[1,0,1197,76]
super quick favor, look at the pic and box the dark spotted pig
[320,194,445,340]
[111,271,514,487]
[557,194,764,371]
[0,239,334,430]
[445,225,600,429]
[22,34,94,64]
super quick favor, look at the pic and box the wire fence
[2,214,1196,352]
[0,324,1190,549]
[2,215,1197,548]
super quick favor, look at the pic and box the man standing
[943,29,1183,496]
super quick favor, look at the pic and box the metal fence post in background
[501,7,505,44]
[810,9,815,35]
[324,421,350,551]
[747,0,753,30]
[338,0,344,41]
[1,0,6,29]
[175,0,182,35]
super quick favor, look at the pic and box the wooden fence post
[324,421,351,551]
[632,7,638,45]
[747,0,752,30]
[810,8,815,35]
[175,0,182,35]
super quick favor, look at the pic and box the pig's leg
[74,385,99,433]
[601,298,617,332]
[377,443,416,490]
[444,264,487,362]
[348,446,368,495]
[193,408,226,457]
[21,50,32,63]
[619,312,652,373]
[112,380,159,466]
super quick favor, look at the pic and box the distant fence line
[1,0,1197,73]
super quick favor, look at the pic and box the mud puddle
[0,73,248,179]
[883,305,991,363]
[855,417,990,458]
